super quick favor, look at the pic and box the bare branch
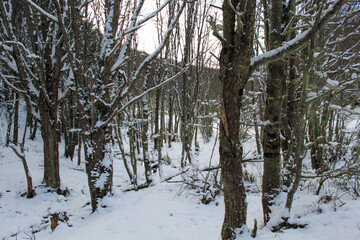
[0,41,40,59]
[97,63,191,129]
[207,15,226,43]
[0,73,27,94]
[22,0,58,22]
[250,0,348,72]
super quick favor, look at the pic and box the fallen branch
[123,182,152,192]
[271,217,308,232]
[121,155,264,192]
[242,155,263,163]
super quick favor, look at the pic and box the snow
[251,29,311,66]
[1,110,360,240]
[23,0,58,23]
[41,185,223,240]
[326,79,340,87]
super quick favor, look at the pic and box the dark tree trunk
[12,92,19,144]
[39,104,60,190]
[180,2,197,167]
[30,119,38,140]
[6,92,14,146]
[154,87,161,151]
[142,68,152,185]
[9,143,36,198]
[281,56,298,189]
[261,59,285,223]
[218,0,256,239]
[167,83,174,148]
[63,93,79,161]
[262,0,286,224]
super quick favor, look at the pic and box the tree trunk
[39,105,60,190]
[261,59,285,223]
[285,65,310,211]
[9,144,35,198]
[251,80,262,155]
[84,126,113,212]
[6,92,14,146]
[168,83,174,148]
[12,92,19,144]
[281,55,298,189]
[180,2,197,167]
[129,122,138,189]
[218,1,256,238]
[142,68,152,185]
[262,0,287,224]
[63,93,78,160]
[77,134,82,166]
[154,87,161,151]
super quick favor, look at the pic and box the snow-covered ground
[1,118,360,239]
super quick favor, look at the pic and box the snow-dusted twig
[250,0,348,71]
[22,0,58,22]
[98,63,191,128]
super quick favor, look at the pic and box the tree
[261,0,296,223]
[51,0,186,212]
[0,0,68,190]
[211,0,348,238]
[215,1,256,238]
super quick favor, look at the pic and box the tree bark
[262,0,287,224]
[84,126,113,212]
[39,104,60,190]
[218,0,256,239]
[142,67,152,185]
[12,92,19,144]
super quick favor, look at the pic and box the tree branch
[97,63,191,129]
[22,0,58,23]
[250,0,348,72]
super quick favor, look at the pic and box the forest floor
[1,121,360,239]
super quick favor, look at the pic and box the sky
[137,1,160,53]
[137,0,222,56]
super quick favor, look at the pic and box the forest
[0,0,359,239]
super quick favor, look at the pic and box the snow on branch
[110,0,172,73]
[97,63,191,129]
[109,1,186,115]
[250,29,310,66]
[136,0,170,27]
[118,0,170,39]
[128,1,186,84]
[250,0,348,72]
[23,0,58,22]
[118,65,190,113]
[0,41,40,59]
[0,72,27,94]
[110,0,147,71]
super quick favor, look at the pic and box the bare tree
[210,0,348,238]
[0,0,69,190]
[52,0,186,211]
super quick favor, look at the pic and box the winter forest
[0,0,359,239]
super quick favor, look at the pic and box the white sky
[137,0,222,55]
[137,1,167,53]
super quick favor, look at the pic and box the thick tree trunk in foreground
[218,0,256,239]
[84,127,113,212]
[261,59,284,223]
[262,0,287,224]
